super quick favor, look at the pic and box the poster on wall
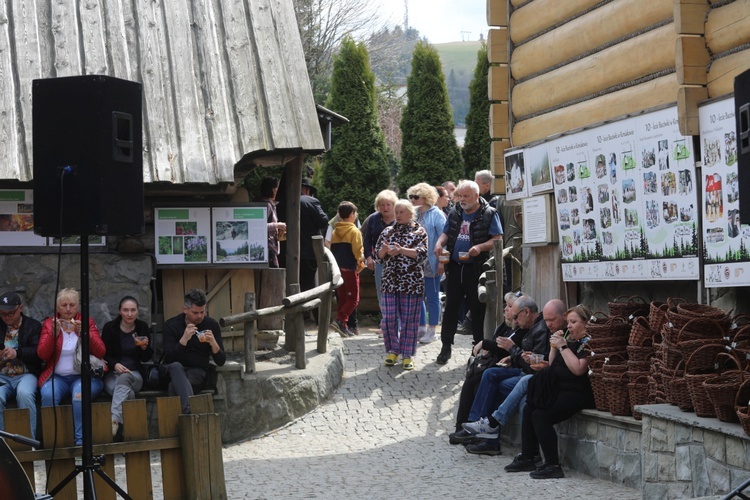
[699,97,750,287]
[504,150,529,200]
[528,143,553,195]
[552,107,700,281]
[0,190,47,246]
[211,206,268,264]
[154,208,211,264]
[50,235,106,247]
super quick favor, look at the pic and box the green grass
[434,41,482,78]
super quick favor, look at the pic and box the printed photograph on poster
[212,206,268,264]
[51,235,106,246]
[155,207,211,265]
[528,144,553,195]
[504,150,528,200]
[0,190,48,246]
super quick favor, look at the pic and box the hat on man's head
[0,292,21,311]
[301,178,317,196]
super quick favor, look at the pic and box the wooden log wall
[489,0,750,153]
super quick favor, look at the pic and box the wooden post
[493,239,505,328]
[179,412,226,499]
[157,396,186,500]
[258,268,285,330]
[317,260,332,353]
[484,270,497,340]
[244,292,256,374]
[285,157,303,304]
[123,399,154,499]
[92,402,117,500]
[284,283,300,352]
[4,408,35,489]
[41,405,76,500]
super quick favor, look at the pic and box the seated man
[464,299,567,455]
[163,289,225,414]
[457,298,565,455]
[0,292,42,439]
[448,291,527,445]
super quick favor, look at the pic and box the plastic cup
[458,251,469,261]
[197,330,210,342]
[134,336,148,347]
[529,353,544,365]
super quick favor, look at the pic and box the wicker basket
[604,371,631,416]
[608,295,649,320]
[590,371,609,411]
[703,353,743,423]
[666,360,692,411]
[675,318,729,362]
[629,375,650,420]
[629,316,654,347]
[684,344,725,418]
[649,301,668,332]
[627,344,655,362]
[734,380,750,436]
[601,353,629,377]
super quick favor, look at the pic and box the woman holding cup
[38,288,107,446]
[101,296,154,441]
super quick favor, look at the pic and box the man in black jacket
[300,178,329,321]
[0,292,42,439]
[163,289,225,414]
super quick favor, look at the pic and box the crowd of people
[0,288,224,446]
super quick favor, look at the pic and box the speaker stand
[48,236,131,500]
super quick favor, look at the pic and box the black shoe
[449,429,480,445]
[505,454,537,472]
[530,463,565,479]
[331,319,351,338]
[465,439,501,456]
[534,455,543,468]
[113,422,124,443]
[436,346,451,364]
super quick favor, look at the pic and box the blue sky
[379,0,487,44]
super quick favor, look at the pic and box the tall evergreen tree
[319,37,391,218]
[462,43,491,179]
[397,41,462,193]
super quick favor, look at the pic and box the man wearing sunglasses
[0,292,42,439]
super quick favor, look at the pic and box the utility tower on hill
[404,0,409,29]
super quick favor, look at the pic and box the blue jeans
[41,374,104,445]
[0,373,38,439]
[420,275,442,327]
[492,373,532,426]
[467,367,523,421]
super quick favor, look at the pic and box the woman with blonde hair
[38,288,106,446]
[362,189,397,335]
[407,183,446,344]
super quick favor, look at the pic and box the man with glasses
[456,296,552,454]
[433,180,503,364]
[0,292,42,439]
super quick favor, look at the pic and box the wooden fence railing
[220,236,343,372]
[4,393,224,500]
[478,239,505,339]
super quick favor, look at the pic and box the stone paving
[222,327,641,499]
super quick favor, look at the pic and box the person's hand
[182,323,198,344]
[496,336,513,350]
[1,347,16,359]
[550,330,566,349]
[433,243,443,258]
[521,351,532,363]
[472,343,483,356]
[114,363,130,374]
[276,222,286,233]
[468,245,480,258]
[387,243,401,256]
[437,262,445,276]
[366,256,375,271]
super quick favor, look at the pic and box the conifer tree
[397,41,462,193]
[462,43,491,178]
[319,37,391,217]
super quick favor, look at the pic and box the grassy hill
[434,40,482,127]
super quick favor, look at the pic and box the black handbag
[465,351,501,381]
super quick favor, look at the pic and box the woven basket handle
[713,352,743,382]
[667,297,687,310]
[685,343,725,374]
[590,311,610,323]
[735,379,750,407]
[628,295,648,305]
[676,317,724,344]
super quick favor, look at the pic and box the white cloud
[378,0,487,44]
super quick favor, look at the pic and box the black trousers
[441,261,485,346]
[164,362,206,414]
[455,372,482,431]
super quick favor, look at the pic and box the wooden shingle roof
[0,0,324,184]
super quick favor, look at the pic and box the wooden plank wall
[487,3,510,193]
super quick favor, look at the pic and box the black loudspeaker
[736,69,750,225]
[33,75,144,236]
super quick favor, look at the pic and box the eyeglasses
[512,308,527,321]
[408,194,420,200]
[0,307,19,317]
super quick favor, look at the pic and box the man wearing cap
[0,292,42,439]
[300,178,329,307]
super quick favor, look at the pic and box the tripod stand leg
[48,465,83,497]
[94,467,132,500]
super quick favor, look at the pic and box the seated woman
[38,288,107,446]
[102,296,153,442]
[504,304,593,479]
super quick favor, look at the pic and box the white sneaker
[418,325,428,337]
[419,326,437,344]
[462,417,499,437]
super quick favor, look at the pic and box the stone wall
[0,253,154,327]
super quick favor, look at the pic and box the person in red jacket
[38,288,106,446]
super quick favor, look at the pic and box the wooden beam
[487,0,507,27]
[512,74,678,145]
[488,28,508,64]
[512,24,675,117]
[488,64,509,101]
[494,176,507,195]
[707,48,750,98]
[676,35,710,85]
[706,1,750,55]
[510,0,610,44]
[491,139,511,176]
[674,0,709,35]
[677,85,708,135]
[490,102,510,139]
[510,0,672,80]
